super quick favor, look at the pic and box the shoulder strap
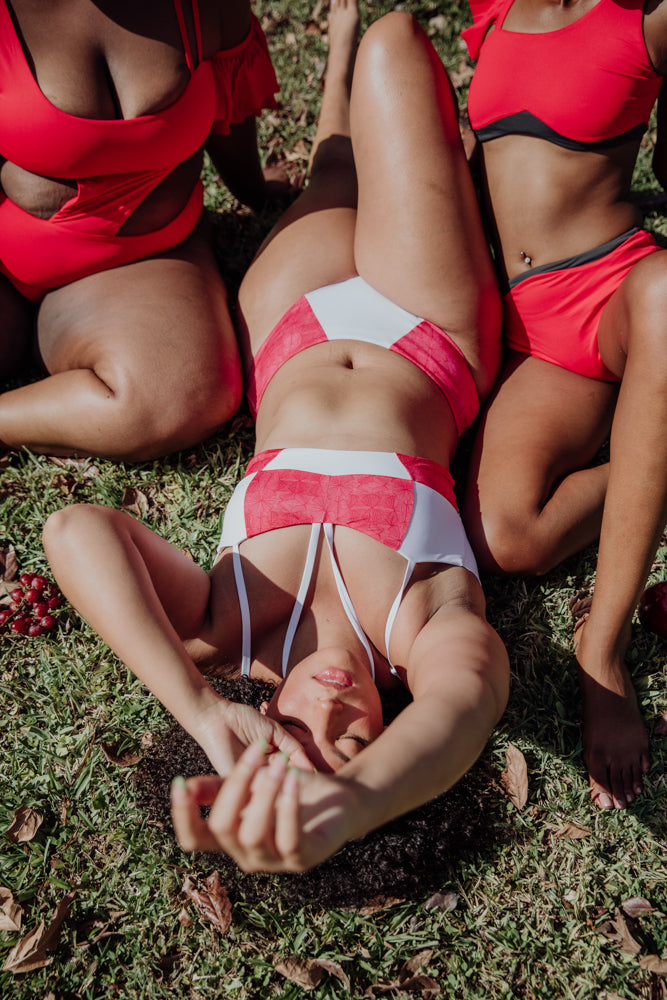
[173,0,203,72]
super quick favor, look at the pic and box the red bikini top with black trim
[463,0,661,150]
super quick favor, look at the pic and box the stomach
[0,152,203,234]
[480,135,642,283]
[253,341,460,468]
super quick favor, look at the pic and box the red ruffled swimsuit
[462,0,664,381]
[0,1,278,301]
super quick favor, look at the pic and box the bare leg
[238,0,360,344]
[350,12,501,398]
[464,353,617,575]
[573,251,667,808]
[0,226,242,461]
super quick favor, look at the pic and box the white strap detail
[232,544,252,677]
[384,558,414,677]
[282,523,321,677]
[322,523,375,680]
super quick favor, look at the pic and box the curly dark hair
[135,677,507,908]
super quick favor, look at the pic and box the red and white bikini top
[0,0,277,177]
[463,0,661,150]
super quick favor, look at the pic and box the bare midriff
[254,340,461,468]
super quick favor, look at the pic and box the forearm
[336,616,509,841]
[206,118,267,210]
[43,505,222,737]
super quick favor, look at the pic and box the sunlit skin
[43,3,510,873]
[261,648,385,773]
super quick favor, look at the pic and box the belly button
[519,249,533,267]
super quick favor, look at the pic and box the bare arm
[206,119,292,211]
[171,604,510,870]
[653,80,667,190]
[42,504,311,774]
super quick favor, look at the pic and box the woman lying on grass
[44,0,509,873]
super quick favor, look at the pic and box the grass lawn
[1,2,666,997]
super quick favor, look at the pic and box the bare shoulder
[644,0,667,76]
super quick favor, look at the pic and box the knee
[43,504,100,559]
[356,12,427,75]
[99,352,242,460]
[465,496,551,577]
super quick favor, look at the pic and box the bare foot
[327,0,360,85]
[574,617,650,810]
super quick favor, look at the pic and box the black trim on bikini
[507,227,642,290]
[475,111,647,152]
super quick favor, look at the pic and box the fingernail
[171,776,187,799]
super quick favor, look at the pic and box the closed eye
[339,735,369,747]
[282,718,308,734]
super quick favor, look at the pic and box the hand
[260,162,302,204]
[171,743,362,872]
[195,699,313,777]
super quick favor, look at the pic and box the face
[262,647,385,773]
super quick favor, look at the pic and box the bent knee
[357,11,429,71]
[466,503,553,577]
[96,356,242,460]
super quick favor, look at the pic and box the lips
[313,669,354,689]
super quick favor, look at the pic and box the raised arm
[171,598,509,871]
[42,505,311,774]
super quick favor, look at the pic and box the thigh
[598,248,667,377]
[350,14,497,340]
[468,353,618,515]
[36,227,240,404]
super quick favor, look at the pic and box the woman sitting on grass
[43,0,509,873]
[461,0,667,812]
[0,0,283,462]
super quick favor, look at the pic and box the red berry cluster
[0,573,63,637]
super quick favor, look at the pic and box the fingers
[271,729,314,772]
[171,744,304,871]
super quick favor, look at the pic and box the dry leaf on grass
[358,895,406,916]
[0,543,18,582]
[5,806,43,844]
[0,887,23,931]
[598,907,642,956]
[554,822,592,840]
[3,892,75,974]
[621,897,654,919]
[276,957,350,991]
[365,952,441,1000]
[424,891,459,913]
[640,955,667,975]
[181,872,231,934]
[500,744,528,809]
[99,742,143,768]
[121,487,152,518]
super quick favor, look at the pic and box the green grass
[1,2,666,998]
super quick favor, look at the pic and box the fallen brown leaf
[621,897,654,919]
[99,742,143,768]
[121,486,151,518]
[3,892,75,974]
[0,543,18,582]
[0,887,23,931]
[424,891,459,913]
[181,872,231,934]
[598,907,642,956]
[275,957,323,990]
[398,950,434,981]
[554,822,592,840]
[358,895,406,916]
[500,744,528,809]
[640,955,667,975]
[5,806,43,844]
